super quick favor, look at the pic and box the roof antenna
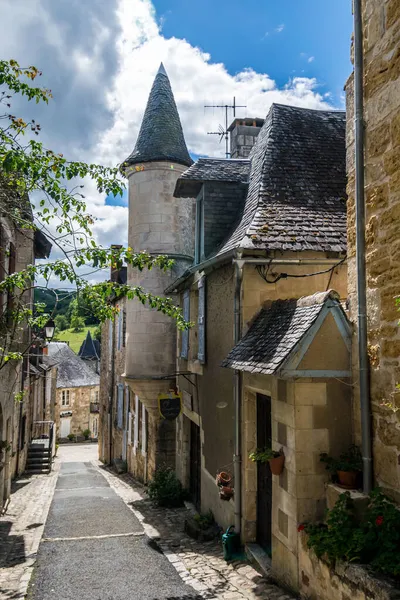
[204,96,246,158]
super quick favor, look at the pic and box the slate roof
[124,63,192,168]
[78,330,100,361]
[174,158,251,198]
[48,342,100,388]
[221,290,343,375]
[220,104,347,254]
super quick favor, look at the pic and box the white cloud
[0,0,333,286]
[308,56,315,63]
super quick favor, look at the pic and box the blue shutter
[180,289,190,359]
[198,276,206,363]
[117,309,122,351]
[117,384,124,429]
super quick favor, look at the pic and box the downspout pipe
[233,253,244,534]
[109,321,115,466]
[354,0,372,494]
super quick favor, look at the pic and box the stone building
[345,0,400,500]
[78,330,101,374]
[0,176,53,507]
[117,63,194,480]
[48,342,100,441]
[171,103,348,589]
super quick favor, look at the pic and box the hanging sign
[158,392,182,421]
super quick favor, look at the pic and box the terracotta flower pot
[217,471,232,486]
[268,454,285,475]
[219,486,234,501]
[337,470,358,489]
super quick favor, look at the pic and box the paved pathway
[0,445,296,600]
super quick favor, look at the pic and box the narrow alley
[28,445,200,600]
[0,445,295,600]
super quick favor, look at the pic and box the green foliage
[0,58,190,370]
[54,314,69,331]
[193,510,214,530]
[82,429,91,439]
[67,433,75,441]
[249,447,280,463]
[320,445,362,474]
[93,324,101,343]
[304,489,400,578]
[70,315,85,333]
[148,466,185,508]
[34,288,74,318]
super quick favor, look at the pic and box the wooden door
[189,421,201,509]
[60,417,71,438]
[256,394,272,552]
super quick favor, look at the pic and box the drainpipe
[354,0,372,494]
[233,252,244,534]
[109,320,115,466]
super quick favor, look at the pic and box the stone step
[25,468,51,474]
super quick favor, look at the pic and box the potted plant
[82,428,91,441]
[216,471,232,487]
[249,447,285,475]
[67,433,75,442]
[320,445,362,489]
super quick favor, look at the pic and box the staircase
[25,443,52,474]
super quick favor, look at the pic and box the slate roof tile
[214,103,347,255]
[124,64,192,168]
[221,290,343,374]
[48,342,100,388]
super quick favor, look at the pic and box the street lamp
[44,319,55,342]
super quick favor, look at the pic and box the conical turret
[124,63,192,167]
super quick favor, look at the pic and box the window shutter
[198,276,206,363]
[122,309,127,347]
[180,289,190,359]
[117,384,124,429]
[141,404,147,456]
[108,319,113,357]
[133,395,139,454]
[117,309,122,351]
[128,412,132,445]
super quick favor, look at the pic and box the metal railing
[32,420,54,450]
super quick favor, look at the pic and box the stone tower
[122,63,193,473]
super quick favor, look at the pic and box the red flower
[297,524,305,532]
[376,516,384,526]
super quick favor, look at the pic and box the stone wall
[299,535,399,600]
[346,0,400,498]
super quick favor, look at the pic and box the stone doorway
[256,393,272,553]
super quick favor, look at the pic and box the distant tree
[70,315,85,333]
[93,324,101,343]
[54,314,68,331]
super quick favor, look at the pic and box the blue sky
[106,1,352,208]
[154,0,352,106]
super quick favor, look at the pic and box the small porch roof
[221,290,351,378]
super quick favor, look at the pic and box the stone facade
[55,384,99,440]
[346,0,400,498]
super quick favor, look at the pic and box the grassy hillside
[54,325,98,354]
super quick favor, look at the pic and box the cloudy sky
[0,0,352,261]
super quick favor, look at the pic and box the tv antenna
[204,96,246,158]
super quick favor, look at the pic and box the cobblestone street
[0,445,296,599]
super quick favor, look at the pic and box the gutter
[354,0,372,493]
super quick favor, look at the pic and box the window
[180,289,190,359]
[198,276,206,363]
[92,417,98,438]
[92,389,99,403]
[61,390,70,406]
